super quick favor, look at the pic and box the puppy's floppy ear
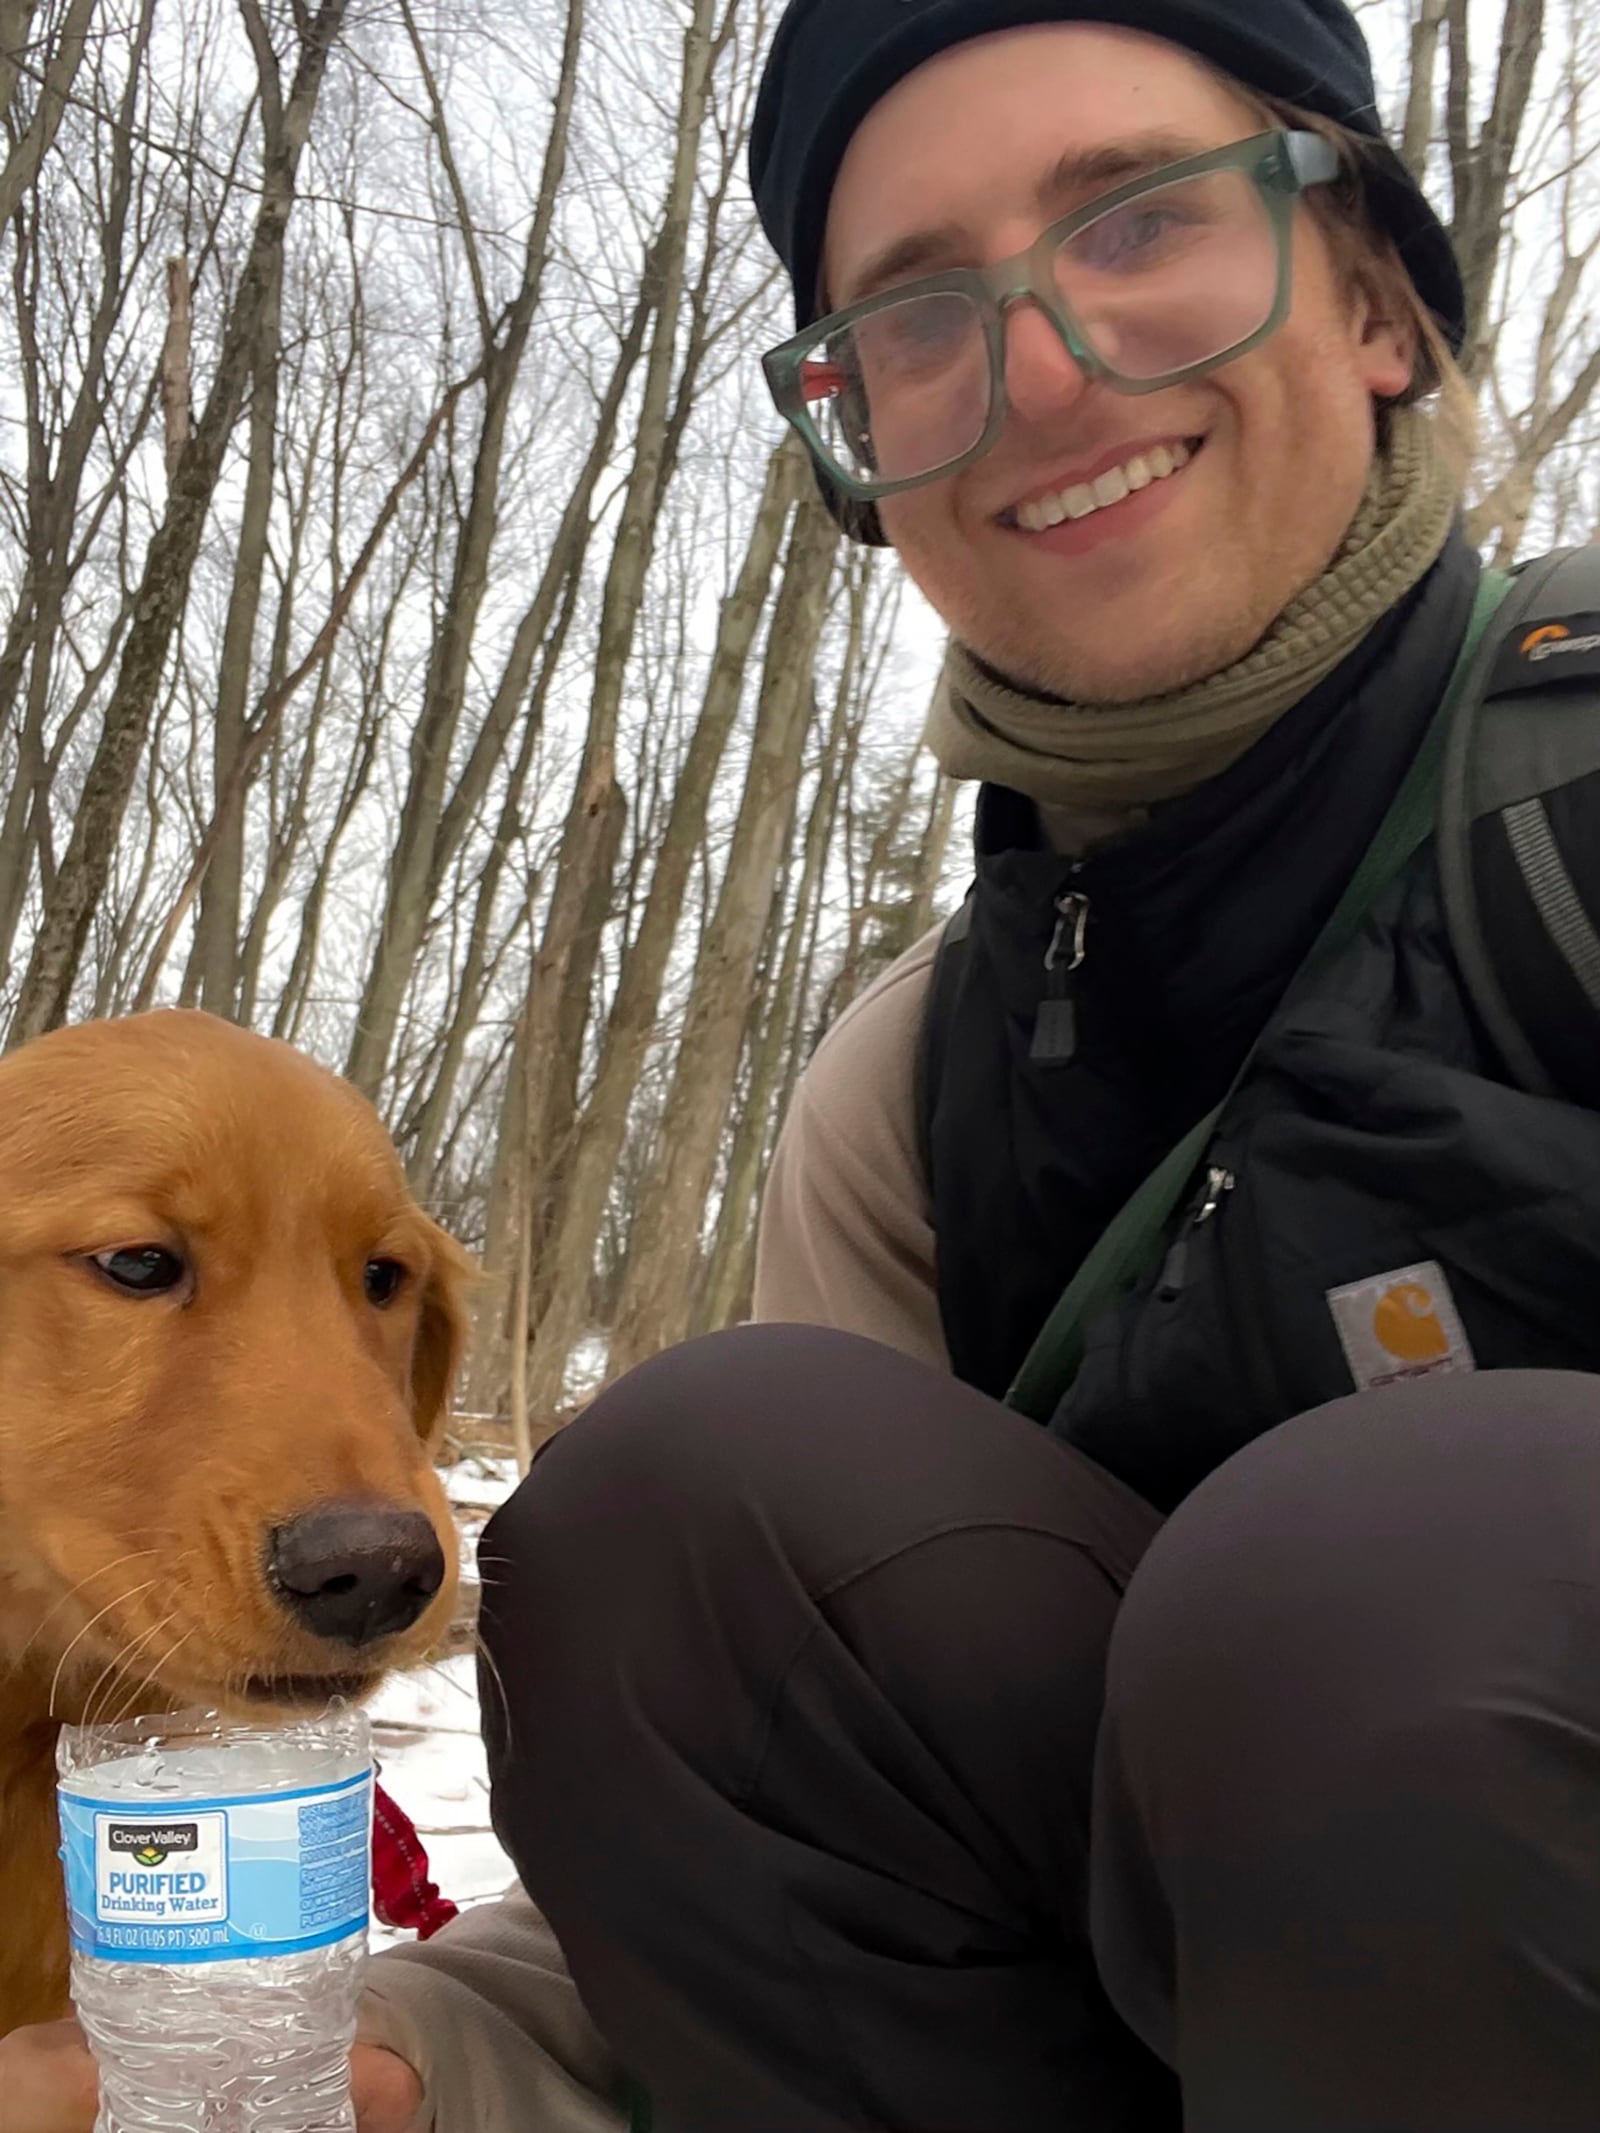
[410,1219,477,1447]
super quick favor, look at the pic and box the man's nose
[1001,300,1092,426]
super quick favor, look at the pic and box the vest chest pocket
[1048,1045,1600,1514]
[1052,1136,1289,1512]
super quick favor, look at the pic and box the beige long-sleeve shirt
[361,930,947,2131]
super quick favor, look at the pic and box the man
[11,2,1600,2129]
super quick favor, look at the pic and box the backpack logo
[1327,1262,1475,1393]
[1489,609,1600,696]
[1520,621,1600,663]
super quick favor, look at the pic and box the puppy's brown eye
[364,1258,407,1306]
[91,1247,186,1296]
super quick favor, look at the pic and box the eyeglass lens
[799,165,1281,487]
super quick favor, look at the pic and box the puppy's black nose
[269,1502,446,1647]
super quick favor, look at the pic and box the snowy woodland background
[1,0,1596,1459]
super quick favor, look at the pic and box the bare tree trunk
[186,265,278,1017]
[415,269,656,1204]
[467,753,623,1407]
[908,773,960,943]
[159,257,192,480]
[1465,123,1600,560]
[0,0,38,132]
[510,438,803,1410]
[0,0,158,983]
[236,653,334,1025]
[8,0,351,1045]
[1401,0,1449,182]
[233,342,359,1028]
[1444,0,1545,362]
[0,0,96,228]
[469,0,719,1398]
[693,649,857,1340]
[344,0,587,1097]
[128,358,483,1010]
[401,570,583,1195]
[604,485,839,1378]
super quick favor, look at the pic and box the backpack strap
[913,887,974,1197]
[1438,547,1600,1105]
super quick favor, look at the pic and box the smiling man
[398,4,1597,2127]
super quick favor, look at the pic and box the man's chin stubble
[975,609,1272,706]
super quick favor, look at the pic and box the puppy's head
[0,1010,473,1722]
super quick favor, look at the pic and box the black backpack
[915,547,1600,1420]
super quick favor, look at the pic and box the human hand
[351,2040,428,2132]
[0,2021,425,2133]
[0,2018,99,2133]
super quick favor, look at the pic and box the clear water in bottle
[57,1705,372,2133]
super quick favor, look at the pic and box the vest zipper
[1156,1165,1235,1298]
[1032,888,1090,1062]
[1155,1159,1283,1422]
[1216,1163,1286,1426]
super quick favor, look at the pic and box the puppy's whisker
[470,1627,513,1760]
[48,1581,161,1720]
[112,1576,223,1725]
[15,1549,162,1669]
[415,1654,478,1704]
[472,1627,507,1698]
[83,1609,180,1730]
[112,1625,200,1726]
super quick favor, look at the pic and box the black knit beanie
[750,1,1465,540]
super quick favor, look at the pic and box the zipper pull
[1031,890,1090,1063]
[1156,1167,1237,1299]
[1195,1166,1236,1225]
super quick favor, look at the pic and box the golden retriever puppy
[0,1011,473,2035]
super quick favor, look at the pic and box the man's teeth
[1015,441,1194,532]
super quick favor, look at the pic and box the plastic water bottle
[57,1704,373,2133]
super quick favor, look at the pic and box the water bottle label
[59,1768,372,1964]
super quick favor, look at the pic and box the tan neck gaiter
[926,407,1461,846]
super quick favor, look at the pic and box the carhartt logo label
[1327,1261,1475,1392]
[1521,621,1600,663]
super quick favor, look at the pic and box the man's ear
[410,1221,476,1449]
[1351,252,1420,404]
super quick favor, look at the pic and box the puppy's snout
[269,1501,446,1648]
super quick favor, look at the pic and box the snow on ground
[369,1652,511,1949]
[369,1451,522,1949]
[442,1457,522,1512]
[565,1334,609,1406]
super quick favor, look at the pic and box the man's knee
[476,1322,1159,1889]
[481,1319,1156,1622]
[1101,1368,1600,1752]
[483,1323,837,1573]
[1093,1371,1600,2114]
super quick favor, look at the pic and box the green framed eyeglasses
[762,130,1341,503]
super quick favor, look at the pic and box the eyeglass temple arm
[1285,130,1342,190]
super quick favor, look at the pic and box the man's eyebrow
[1033,131,1216,218]
[833,223,973,311]
[832,131,1219,313]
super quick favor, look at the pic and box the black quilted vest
[921,530,1600,1510]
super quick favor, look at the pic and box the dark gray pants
[478,1327,1600,2132]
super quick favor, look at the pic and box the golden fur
[0,1011,472,2034]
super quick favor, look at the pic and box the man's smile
[1000,434,1206,532]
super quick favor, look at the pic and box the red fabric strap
[371,1778,460,1942]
